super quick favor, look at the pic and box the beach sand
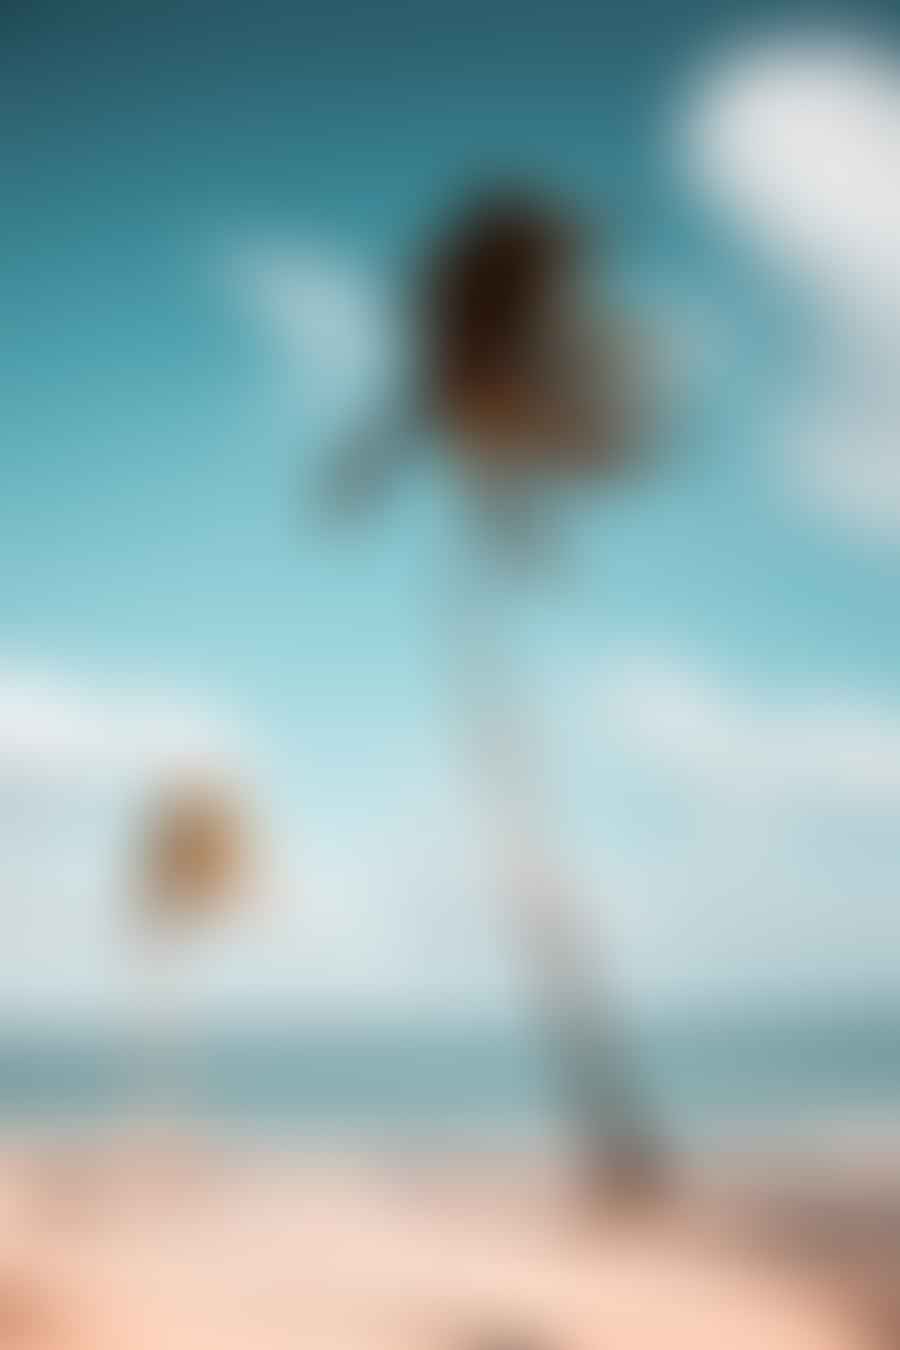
[0,1135,891,1348]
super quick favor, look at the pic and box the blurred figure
[320,185,664,1212]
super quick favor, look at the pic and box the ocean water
[1,1008,899,1147]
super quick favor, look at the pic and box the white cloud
[681,36,900,307]
[675,33,900,536]
[0,666,259,1022]
[604,655,900,806]
[0,672,510,1023]
[579,652,900,1006]
[0,665,246,789]
[231,237,401,422]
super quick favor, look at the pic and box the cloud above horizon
[604,654,900,807]
[0,665,260,1020]
[0,665,246,790]
[676,33,900,538]
[232,237,401,429]
[582,648,900,1004]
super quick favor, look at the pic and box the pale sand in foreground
[0,1139,890,1348]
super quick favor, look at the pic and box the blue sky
[2,0,899,1024]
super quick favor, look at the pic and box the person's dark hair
[422,189,584,388]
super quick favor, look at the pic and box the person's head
[419,185,645,477]
[423,188,584,401]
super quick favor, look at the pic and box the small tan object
[136,779,254,929]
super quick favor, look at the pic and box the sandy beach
[0,1133,892,1348]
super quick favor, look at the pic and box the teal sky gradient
[2,0,899,1022]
